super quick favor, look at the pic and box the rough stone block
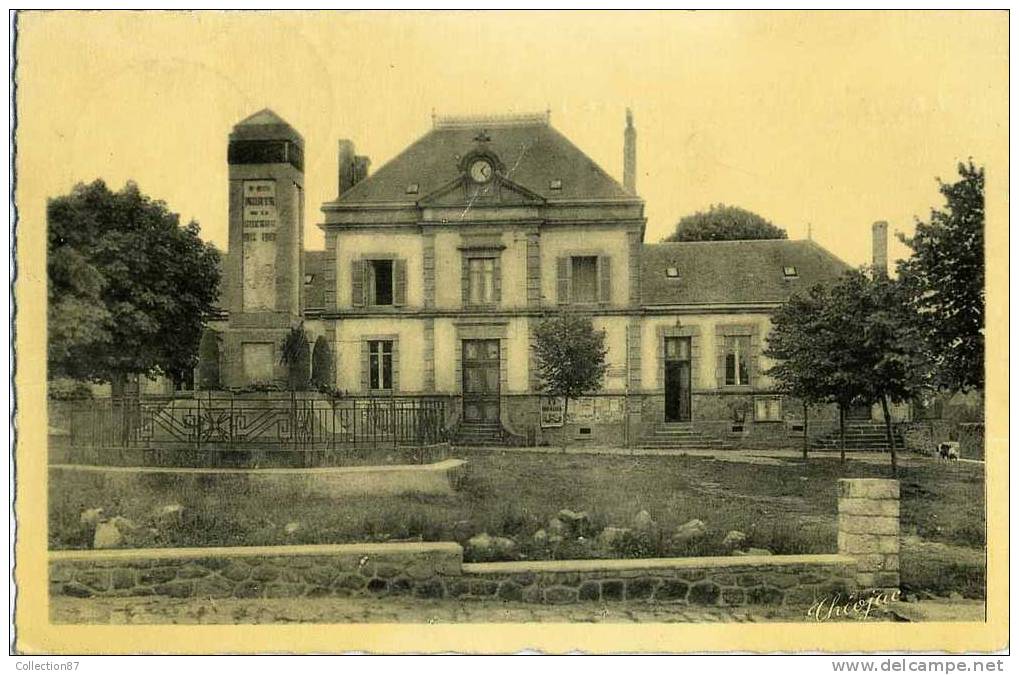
[762,572,799,589]
[496,581,523,601]
[62,582,94,598]
[366,578,389,594]
[303,565,337,587]
[177,563,212,580]
[838,479,900,500]
[74,569,111,592]
[626,578,656,601]
[389,577,413,594]
[721,587,745,606]
[336,574,367,591]
[111,569,137,590]
[194,574,236,599]
[655,580,689,602]
[838,498,899,518]
[250,564,281,583]
[154,580,194,598]
[602,580,624,601]
[746,586,784,605]
[265,582,306,598]
[234,580,265,598]
[839,515,899,536]
[139,567,178,586]
[688,582,721,605]
[544,586,579,604]
[414,579,446,599]
[578,581,600,602]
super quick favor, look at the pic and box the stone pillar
[837,478,900,590]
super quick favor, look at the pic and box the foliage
[665,203,788,242]
[766,269,927,473]
[311,336,334,390]
[896,161,985,392]
[197,328,221,390]
[279,324,311,391]
[47,378,94,400]
[532,312,609,415]
[47,180,221,388]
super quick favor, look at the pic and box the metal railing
[55,393,449,467]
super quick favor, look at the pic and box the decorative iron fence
[55,393,449,467]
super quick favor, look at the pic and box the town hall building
[207,108,870,448]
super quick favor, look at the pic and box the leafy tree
[896,161,984,393]
[47,180,221,394]
[311,336,334,390]
[765,279,871,463]
[532,312,609,447]
[766,270,926,475]
[665,204,788,242]
[279,324,311,391]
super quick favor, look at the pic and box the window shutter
[351,259,365,307]
[391,340,400,392]
[556,257,570,305]
[599,255,612,305]
[360,340,369,391]
[393,259,407,306]
[715,333,726,389]
[461,255,470,308]
[493,255,502,304]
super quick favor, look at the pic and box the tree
[765,279,871,463]
[665,204,788,242]
[532,313,609,447]
[896,161,984,393]
[47,180,221,394]
[766,270,926,475]
[279,324,311,391]
[311,336,334,390]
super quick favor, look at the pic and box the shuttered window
[557,255,612,305]
[352,258,407,307]
[468,257,496,305]
[368,340,393,390]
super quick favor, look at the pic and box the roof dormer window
[783,266,799,278]
[665,267,680,279]
[549,179,563,190]
[406,183,419,195]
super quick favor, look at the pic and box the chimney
[872,220,888,277]
[337,140,356,196]
[623,108,637,195]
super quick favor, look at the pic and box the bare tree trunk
[802,401,809,460]
[838,404,846,465]
[561,396,569,453]
[880,394,898,477]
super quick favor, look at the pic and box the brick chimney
[623,108,637,195]
[872,220,888,277]
[337,140,371,196]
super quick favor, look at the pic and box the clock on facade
[469,158,494,183]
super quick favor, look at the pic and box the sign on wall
[540,396,626,427]
[242,179,278,311]
[539,396,564,428]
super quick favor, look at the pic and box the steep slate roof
[230,108,304,144]
[641,239,851,306]
[336,117,634,204]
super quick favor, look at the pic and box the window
[571,256,599,303]
[665,266,680,278]
[755,396,782,421]
[725,335,750,386]
[368,260,393,306]
[549,179,563,190]
[467,257,496,305]
[783,266,798,278]
[664,336,690,361]
[406,183,419,194]
[368,340,393,390]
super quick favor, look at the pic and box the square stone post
[837,478,900,590]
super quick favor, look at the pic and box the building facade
[210,108,875,448]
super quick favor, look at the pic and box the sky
[17,10,1007,268]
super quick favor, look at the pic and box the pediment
[418,173,546,208]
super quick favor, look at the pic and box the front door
[664,337,692,422]
[462,339,501,423]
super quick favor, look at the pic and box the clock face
[469,158,494,183]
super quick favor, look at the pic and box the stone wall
[837,478,900,589]
[458,555,856,606]
[50,543,463,600]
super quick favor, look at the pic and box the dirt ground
[50,595,985,625]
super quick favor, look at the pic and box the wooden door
[462,339,501,423]
[664,337,692,422]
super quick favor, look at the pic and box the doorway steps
[451,422,505,447]
[811,423,904,451]
[635,423,733,450]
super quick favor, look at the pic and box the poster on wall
[539,396,564,428]
[562,396,626,424]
